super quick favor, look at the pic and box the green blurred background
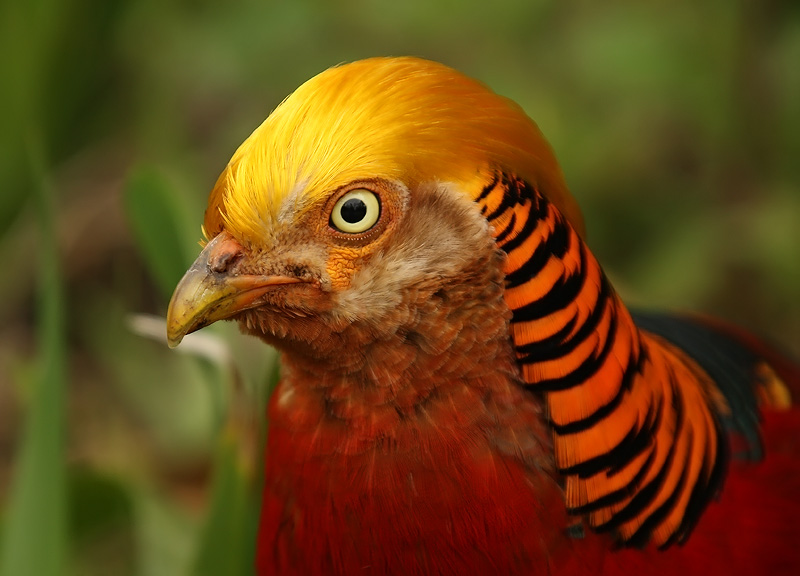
[1,0,798,574]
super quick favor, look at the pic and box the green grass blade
[124,166,194,301]
[190,436,259,576]
[0,139,67,576]
[187,350,271,576]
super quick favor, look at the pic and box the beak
[166,231,301,348]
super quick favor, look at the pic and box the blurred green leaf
[0,165,29,239]
[191,437,259,576]
[69,469,136,576]
[0,0,59,238]
[135,492,197,576]
[124,166,194,301]
[0,143,66,576]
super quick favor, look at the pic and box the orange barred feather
[475,171,728,547]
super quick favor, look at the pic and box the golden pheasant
[166,57,800,575]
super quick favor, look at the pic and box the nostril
[207,234,245,274]
[209,250,238,273]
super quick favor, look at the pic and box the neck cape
[475,170,727,548]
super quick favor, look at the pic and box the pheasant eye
[330,189,381,233]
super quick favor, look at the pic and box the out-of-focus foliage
[0,0,797,574]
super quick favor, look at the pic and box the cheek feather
[329,182,496,326]
[326,246,365,290]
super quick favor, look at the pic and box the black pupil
[340,198,368,223]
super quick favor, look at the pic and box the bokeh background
[1,1,799,574]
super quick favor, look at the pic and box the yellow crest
[204,57,584,241]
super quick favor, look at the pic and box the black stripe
[504,218,569,289]
[550,219,572,260]
[528,296,616,392]
[549,339,640,436]
[487,174,546,226]
[517,274,610,365]
[596,375,684,536]
[484,187,519,221]
[493,212,517,245]
[476,171,499,202]
[668,418,728,547]
[503,173,538,204]
[626,429,693,548]
[581,385,660,482]
[605,350,648,474]
[515,314,578,360]
[557,379,656,479]
[511,241,587,324]
[559,418,650,481]
[496,204,547,261]
[568,446,657,515]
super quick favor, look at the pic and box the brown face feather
[232,179,508,366]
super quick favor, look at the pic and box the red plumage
[258,360,800,575]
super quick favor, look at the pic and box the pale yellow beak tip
[166,333,183,349]
[165,296,196,349]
